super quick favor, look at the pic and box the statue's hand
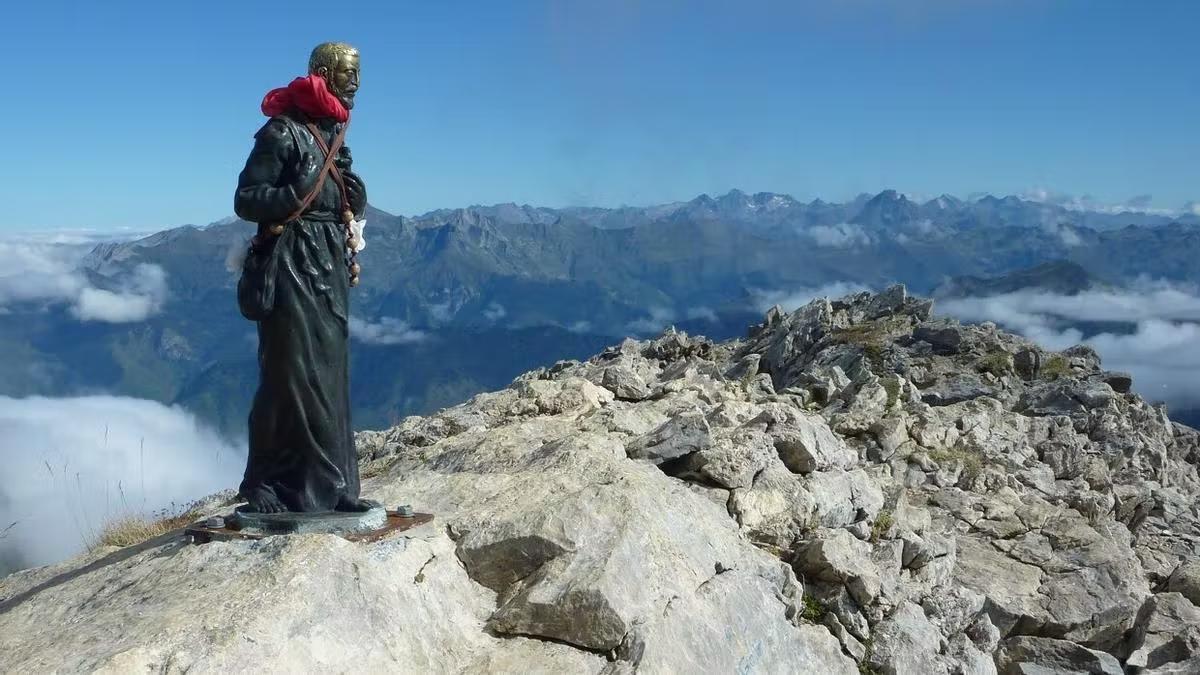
[334,145,352,171]
[293,151,323,201]
[343,171,367,214]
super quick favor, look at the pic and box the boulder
[914,323,966,355]
[601,364,651,401]
[794,529,882,607]
[754,406,858,474]
[1166,559,1200,607]
[1123,593,1200,671]
[994,636,1122,675]
[625,408,712,464]
[1013,348,1042,380]
[863,602,947,675]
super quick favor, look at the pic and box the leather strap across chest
[279,122,349,224]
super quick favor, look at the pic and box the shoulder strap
[305,123,350,218]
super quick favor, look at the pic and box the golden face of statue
[323,53,360,110]
[310,43,361,110]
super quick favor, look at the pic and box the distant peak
[924,194,964,209]
[870,189,910,203]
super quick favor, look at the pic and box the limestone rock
[794,528,882,607]
[0,533,604,673]
[863,602,947,675]
[994,636,1122,675]
[914,323,966,355]
[1122,593,1200,671]
[601,364,652,401]
[1013,348,1042,380]
[1166,559,1200,607]
[625,407,712,463]
[728,465,816,551]
[754,404,857,473]
[629,566,857,674]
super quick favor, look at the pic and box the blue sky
[4,0,1198,230]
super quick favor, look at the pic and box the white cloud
[0,395,244,573]
[483,302,507,322]
[567,320,593,334]
[224,235,251,274]
[348,316,428,345]
[750,281,871,313]
[1056,225,1082,247]
[686,306,717,322]
[939,281,1200,324]
[937,284,1200,410]
[1021,187,1181,217]
[13,229,148,246]
[73,264,168,323]
[895,219,938,245]
[626,307,677,335]
[0,235,169,323]
[807,223,872,248]
[910,219,935,235]
[428,301,455,324]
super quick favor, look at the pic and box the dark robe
[233,111,367,512]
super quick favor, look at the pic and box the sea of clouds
[0,395,243,575]
[0,231,240,576]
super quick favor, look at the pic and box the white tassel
[349,219,367,252]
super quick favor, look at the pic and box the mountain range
[4,188,1200,436]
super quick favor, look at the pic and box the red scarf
[261,74,349,123]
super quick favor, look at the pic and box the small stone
[396,505,415,517]
[205,516,225,529]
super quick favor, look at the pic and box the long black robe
[233,111,366,512]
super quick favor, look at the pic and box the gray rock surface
[5,285,1200,672]
[1166,559,1200,607]
[1122,593,1200,671]
[995,636,1122,675]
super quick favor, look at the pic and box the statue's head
[309,42,360,110]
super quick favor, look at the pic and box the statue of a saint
[232,42,374,514]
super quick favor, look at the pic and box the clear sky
[5,0,1198,230]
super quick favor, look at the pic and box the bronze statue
[233,42,375,514]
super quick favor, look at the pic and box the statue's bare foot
[334,496,380,512]
[241,487,288,514]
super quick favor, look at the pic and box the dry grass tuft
[91,509,200,550]
[1041,354,1071,380]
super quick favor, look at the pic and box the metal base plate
[231,506,388,535]
[185,510,434,545]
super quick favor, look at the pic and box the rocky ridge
[3,286,1200,673]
